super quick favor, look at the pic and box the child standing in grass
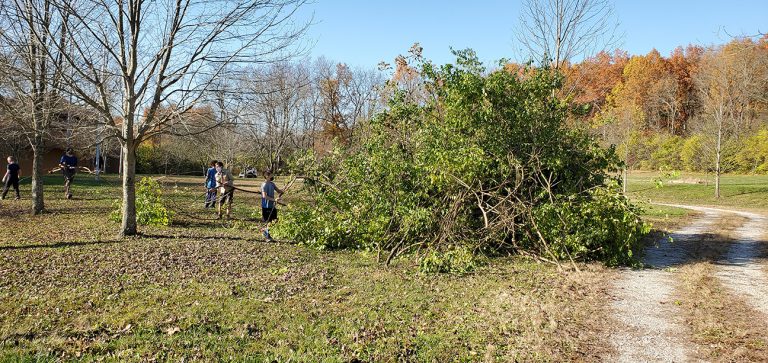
[204,160,218,208]
[215,161,235,219]
[1,156,21,200]
[260,170,284,242]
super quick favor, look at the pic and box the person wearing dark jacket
[59,148,78,199]
[1,156,21,200]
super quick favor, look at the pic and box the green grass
[634,202,692,231]
[0,175,612,361]
[626,171,768,212]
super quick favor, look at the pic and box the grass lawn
[626,171,768,212]
[1,175,613,362]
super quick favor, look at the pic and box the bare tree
[649,74,679,133]
[516,0,620,69]
[695,41,768,198]
[0,0,70,214]
[315,58,383,144]
[240,62,312,171]
[44,0,308,235]
[599,104,641,193]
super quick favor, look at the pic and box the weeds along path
[608,208,722,362]
[717,211,768,316]
[659,204,768,318]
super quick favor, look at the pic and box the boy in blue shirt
[1,156,21,200]
[204,160,218,208]
[59,148,77,199]
[260,170,284,242]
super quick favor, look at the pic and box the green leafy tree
[680,134,708,172]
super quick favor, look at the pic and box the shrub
[732,128,768,174]
[136,143,204,175]
[419,247,479,274]
[110,177,173,226]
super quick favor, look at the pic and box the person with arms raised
[59,148,78,199]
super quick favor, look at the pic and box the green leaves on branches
[110,177,173,227]
[274,50,649,271]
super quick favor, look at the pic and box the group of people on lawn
[204,160,284,241]
[2,148,78,200]
[4,152,283,241]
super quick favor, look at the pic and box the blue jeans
[205,189,217,208]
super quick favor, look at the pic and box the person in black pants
[59,148,77,199]
[1,156,21,200]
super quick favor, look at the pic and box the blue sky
[294,0,767,68]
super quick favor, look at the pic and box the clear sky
[294,0,767,68]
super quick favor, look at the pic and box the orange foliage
[565,39,767,137]
[668,45,703,131]
[564,50,628,117]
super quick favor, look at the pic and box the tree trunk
[623,166,628,194]
[715,123,722,199]
[30,138,45,215]
[120,141,138,236]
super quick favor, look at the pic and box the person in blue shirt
[1,156,21,200]
[59,148,77,199]
[204,160,218,208]
[260,170,284,242]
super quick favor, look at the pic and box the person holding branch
[260,170,284,242]
[215,161,235,219]
[59,148,77,199]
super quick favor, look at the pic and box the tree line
[562,37,768,195]
[134,59,382,176]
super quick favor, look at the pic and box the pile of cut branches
[274,50,648,271]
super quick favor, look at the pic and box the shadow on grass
[724,187,768,197]
[640,231,768,269]
[42,205,114,214]
[136,233,248,241]
[136,232,296,245]
[627,186,659,194]
[0,239,121,251]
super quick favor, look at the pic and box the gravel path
[714,210,768,316]
[659,204,768,317]
[608,208,721,362]
[608,203,768,362]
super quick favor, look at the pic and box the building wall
[13,148,119,176]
